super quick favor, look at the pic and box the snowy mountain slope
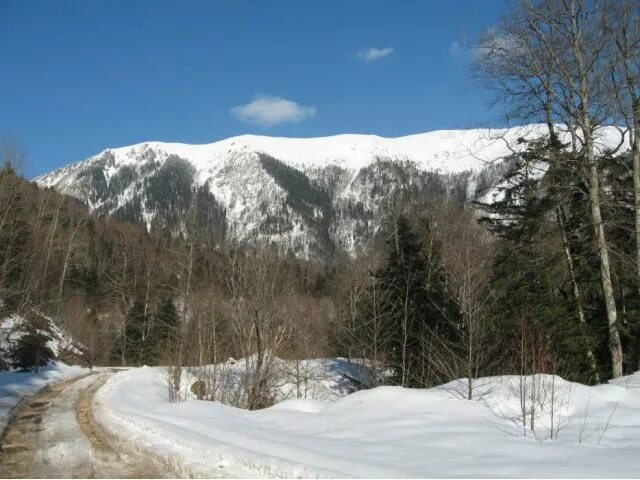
[36,125,626,260]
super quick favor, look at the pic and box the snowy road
[0,371,174,478]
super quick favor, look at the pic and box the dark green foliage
[259,155,333,219]
[111,294,180,366]
[477,139,602,383]
[491,240,597,381]
[192,182,227,244]
[144,155,196,229]
[476,141,550,242]
[343,215,457,388]
[111,194,146,225]
[260,211,294,235]
[108,165,137,197]
[10,331,56,372]
[378,217,429,385]
[259,154,335,257]
[154,296,179,357]
[2,129,639,384]
[111,298,147,365]
[75,153,111,205]
[310,165,349,198]
[358,159,469,206]
[474,160,512,199]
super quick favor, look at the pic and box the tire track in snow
[0,371,174,478]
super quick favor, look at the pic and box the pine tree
[376,215,452,387]
[478,140,598,383]
[153,296,179,362]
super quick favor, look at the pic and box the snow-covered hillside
[0,312,89,371]
[37,125,626,259]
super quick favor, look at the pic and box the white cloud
[357,47,394,63]
[231,94,316,127]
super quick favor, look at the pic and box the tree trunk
[556,205,599,382]
[585,133,623,378]
[250,315,264,409]
[41,199,62,296]
[632,112,640,302]
[401,282,409,387]
[175,240,194,391]
[56,219,83,319]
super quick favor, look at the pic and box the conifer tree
[376,215,455,387]
[478,140,598,382]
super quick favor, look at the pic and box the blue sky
[0,1,507,177]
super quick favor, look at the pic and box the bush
[10,332,56,372]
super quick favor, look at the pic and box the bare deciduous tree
[224,246,292,409]
[420,205,500,399]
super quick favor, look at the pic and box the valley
[3,0,640,477]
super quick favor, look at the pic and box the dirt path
[0,371,174,478]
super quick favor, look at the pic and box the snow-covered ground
[94,365,640,478]
[0,313,89,436]
[0,362,87,436]
[168,357,370,406]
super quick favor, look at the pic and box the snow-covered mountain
[36,125,625,260]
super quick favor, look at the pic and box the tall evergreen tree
[477,140,599,383]
[376,215,455,387]
[154,295,179,362]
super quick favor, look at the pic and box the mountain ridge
[36,124,558,183]
[36,125,626,260]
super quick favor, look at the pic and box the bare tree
[337,256,370,363]
[0,140,28,308]
[56,216,85,318]
[105,230,135,366]
[337,248,395,386]
[419,205,500,399]
[224,246,292,409]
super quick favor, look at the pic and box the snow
[0,362,88,436]
[40,124,627,183]
[37,125,626,184]
[165,357,368,406]
[95,365,640,478]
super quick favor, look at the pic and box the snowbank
[95,367,640,478]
